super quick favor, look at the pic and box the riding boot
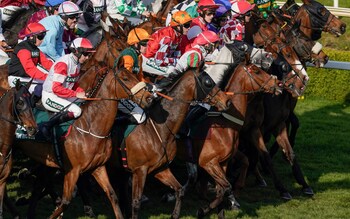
[39,112,74,140]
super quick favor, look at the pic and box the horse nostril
[340,25,346,34]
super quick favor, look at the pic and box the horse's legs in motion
[77,174,96,218]
[154,168,184,219]
[48,169,80,219]
[131,167,148,219]
[91,166,123,219]
[197,160,236,219]
[255,128,291,199]
[273,126,313,196]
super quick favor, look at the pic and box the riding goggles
[37,33,46,40]
[183,22,191,29]
[139,40,149,47]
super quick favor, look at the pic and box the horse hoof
[196,208,205,219]
[280,192,292,200]
[302,187,314,196]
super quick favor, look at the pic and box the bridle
[0,86,31,126]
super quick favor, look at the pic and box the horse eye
[17,99,25,109]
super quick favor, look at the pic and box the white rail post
[334,0,339,8]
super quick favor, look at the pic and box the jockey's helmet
[70,38,95,54]
[33,0,46,6]
[193,30,219,46]
[170,11,192,27]
[231,0,255,18]
[45,0,64,7]
[197,0,220,13]
[24,22,47,38]
[58,1,83,18]
[127,28,151,46]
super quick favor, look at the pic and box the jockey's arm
[17,49,48,80]
[52,62,80,98]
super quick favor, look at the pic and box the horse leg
[292,158,314,195]
[255,129,292,199]
[287,111,299,148]
[154,168,184,219]
[232,150,249,193]
[131,167,148,219]
[274,125,295,165]
[91,165,123,219]
[197,160,236,218]
[48,169,80,219]
[77,174,96,218]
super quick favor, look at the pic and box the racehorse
[110,66,231,219]
[268,11,329,68]
[246,12,309,84]
[0,82,37,219]
[281,0,346,41]
[2,3,40,47]
[1,66,153,219]
[183,44,283,218]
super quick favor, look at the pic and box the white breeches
[42,91,82,118]
[8,76,45,95]
[118,99,146,124]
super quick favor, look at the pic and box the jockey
[75,0,105,46]
[142,11,192,78]
[220,0,274,70]
[208,0,231,33]
[165,0,199,26]
[115,28,150,124]
[176,30,219,72]
[187,0,220,40]
[39,1,82,61]
[0,0,45,22]
[8,23,53,100]
[40,37,95,139]
[106,0,151,26]
[253,0,279,18]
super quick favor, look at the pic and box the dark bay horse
[2,3,40,47]
[3,66,153,219]
[268,11,329,68]
[0,82,37,219]
[281,0,346,40]
[110,67,231,219]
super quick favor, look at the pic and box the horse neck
[225,65,257,117]
[75,72,119,136]
[293,9,314,39]
[0,90,16,146]
[154,72,195,137]
[157,0,176,20]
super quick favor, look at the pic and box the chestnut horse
[0,82,37,219]
[110,67,231,219]
[181,44,283,218]
[2,66,153,219]
[281,0,346,41]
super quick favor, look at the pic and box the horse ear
[116,57,124,70]
[26,78,33,90]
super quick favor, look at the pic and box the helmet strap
[173,25,184,35]
[131,45,141,55]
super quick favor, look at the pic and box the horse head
[112,68,153,109]
[253,20,310,85]
[13,81,37,136]
[293,0,346,40]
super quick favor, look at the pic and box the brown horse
[2,66,153,219]
[110,67,231,219]
[2,3,41,47]
[268,11,329,68]
[0,82,37,219]
[177,44,283,218]
[281,0,346,40]
[246,13,309,84]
